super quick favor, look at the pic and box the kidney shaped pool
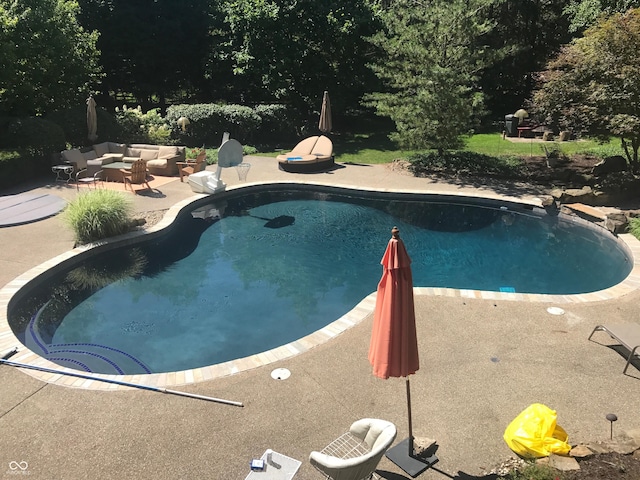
[7,185,633,375]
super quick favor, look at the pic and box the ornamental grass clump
[629,217,640,240]
[62,190,133,244]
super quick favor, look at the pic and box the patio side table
[52,164,74,183]
[244,450,301,480]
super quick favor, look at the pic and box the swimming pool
[6,185,634,376]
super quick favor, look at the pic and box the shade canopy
[86,96,98,142]
[318,91,332,134]
[368,227,419,379]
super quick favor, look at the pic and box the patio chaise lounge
[588,323,640,374]
[277,135,334,173]
[309,418,397,480]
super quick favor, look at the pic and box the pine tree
[365,0,500,153]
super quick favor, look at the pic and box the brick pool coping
[2,181,639,391]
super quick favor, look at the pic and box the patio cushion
[146,158,167,168]
[93,142,110,158]
[61,148,86,169]
[83,150,98,161]
[275,154,316,162]
[311,136,333,157]
[126,148,141,157]
[107,142,127,154]
[158,145,178,157]
[290,136,319,155]
[139,149,158,161]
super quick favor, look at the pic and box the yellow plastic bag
[503,403,571,458]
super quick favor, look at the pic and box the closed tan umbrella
[318,91,332,134]
[87,96,98,142]
[369,227,437,476]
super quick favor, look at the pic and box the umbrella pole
[406,378,414,456]
[386,377,438,476]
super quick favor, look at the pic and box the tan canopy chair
[277,135,334,173]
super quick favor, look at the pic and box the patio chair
[309,418,397,480]
[121,159,152,193]
[75,169,104,191]
[179,151,207,182]
[589,323,640,374]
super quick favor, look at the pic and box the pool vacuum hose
[0,347,243,407]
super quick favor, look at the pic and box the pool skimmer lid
[271,368,291,380]
[546,307,565,316]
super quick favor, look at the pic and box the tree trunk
[621,137,633,170]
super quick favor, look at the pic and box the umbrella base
[385,438,438,478]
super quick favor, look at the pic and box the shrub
[167,103,261,147]
[243,145,258,155]
[0,117,65,155]
[166,103,300,147]
[61,190,133,244]
[114,106,172,145]
[628,217,640,240]
[0,117,66,182]
[0,149,31,189]
[253,104,300,145]
[408,151,525,179]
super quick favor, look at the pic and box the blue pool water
[9,187,632,375]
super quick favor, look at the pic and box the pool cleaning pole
[0,349,243,407]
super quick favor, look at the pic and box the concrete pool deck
[1,157,640,479]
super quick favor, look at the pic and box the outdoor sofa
[61,142,185,177]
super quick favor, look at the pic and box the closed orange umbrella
[369,227,419,379]
[369,227,435,476]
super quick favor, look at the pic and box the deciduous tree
[564,0,640,32]
[77,0,214,111]
[215,0,381,118]
[533,8,640,170]
[0,0,100,116]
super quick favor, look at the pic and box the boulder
[548,454,581,471]
[558,186,595,204]
[540,195,555,207]
[570,444,595,458]
[592,155,627,176]
[605,213,628,234]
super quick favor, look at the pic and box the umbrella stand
[385,378,439,477]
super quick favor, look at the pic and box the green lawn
[259,132,624,164]
[464,133,622,158]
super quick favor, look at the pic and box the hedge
[166,103,299,147]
